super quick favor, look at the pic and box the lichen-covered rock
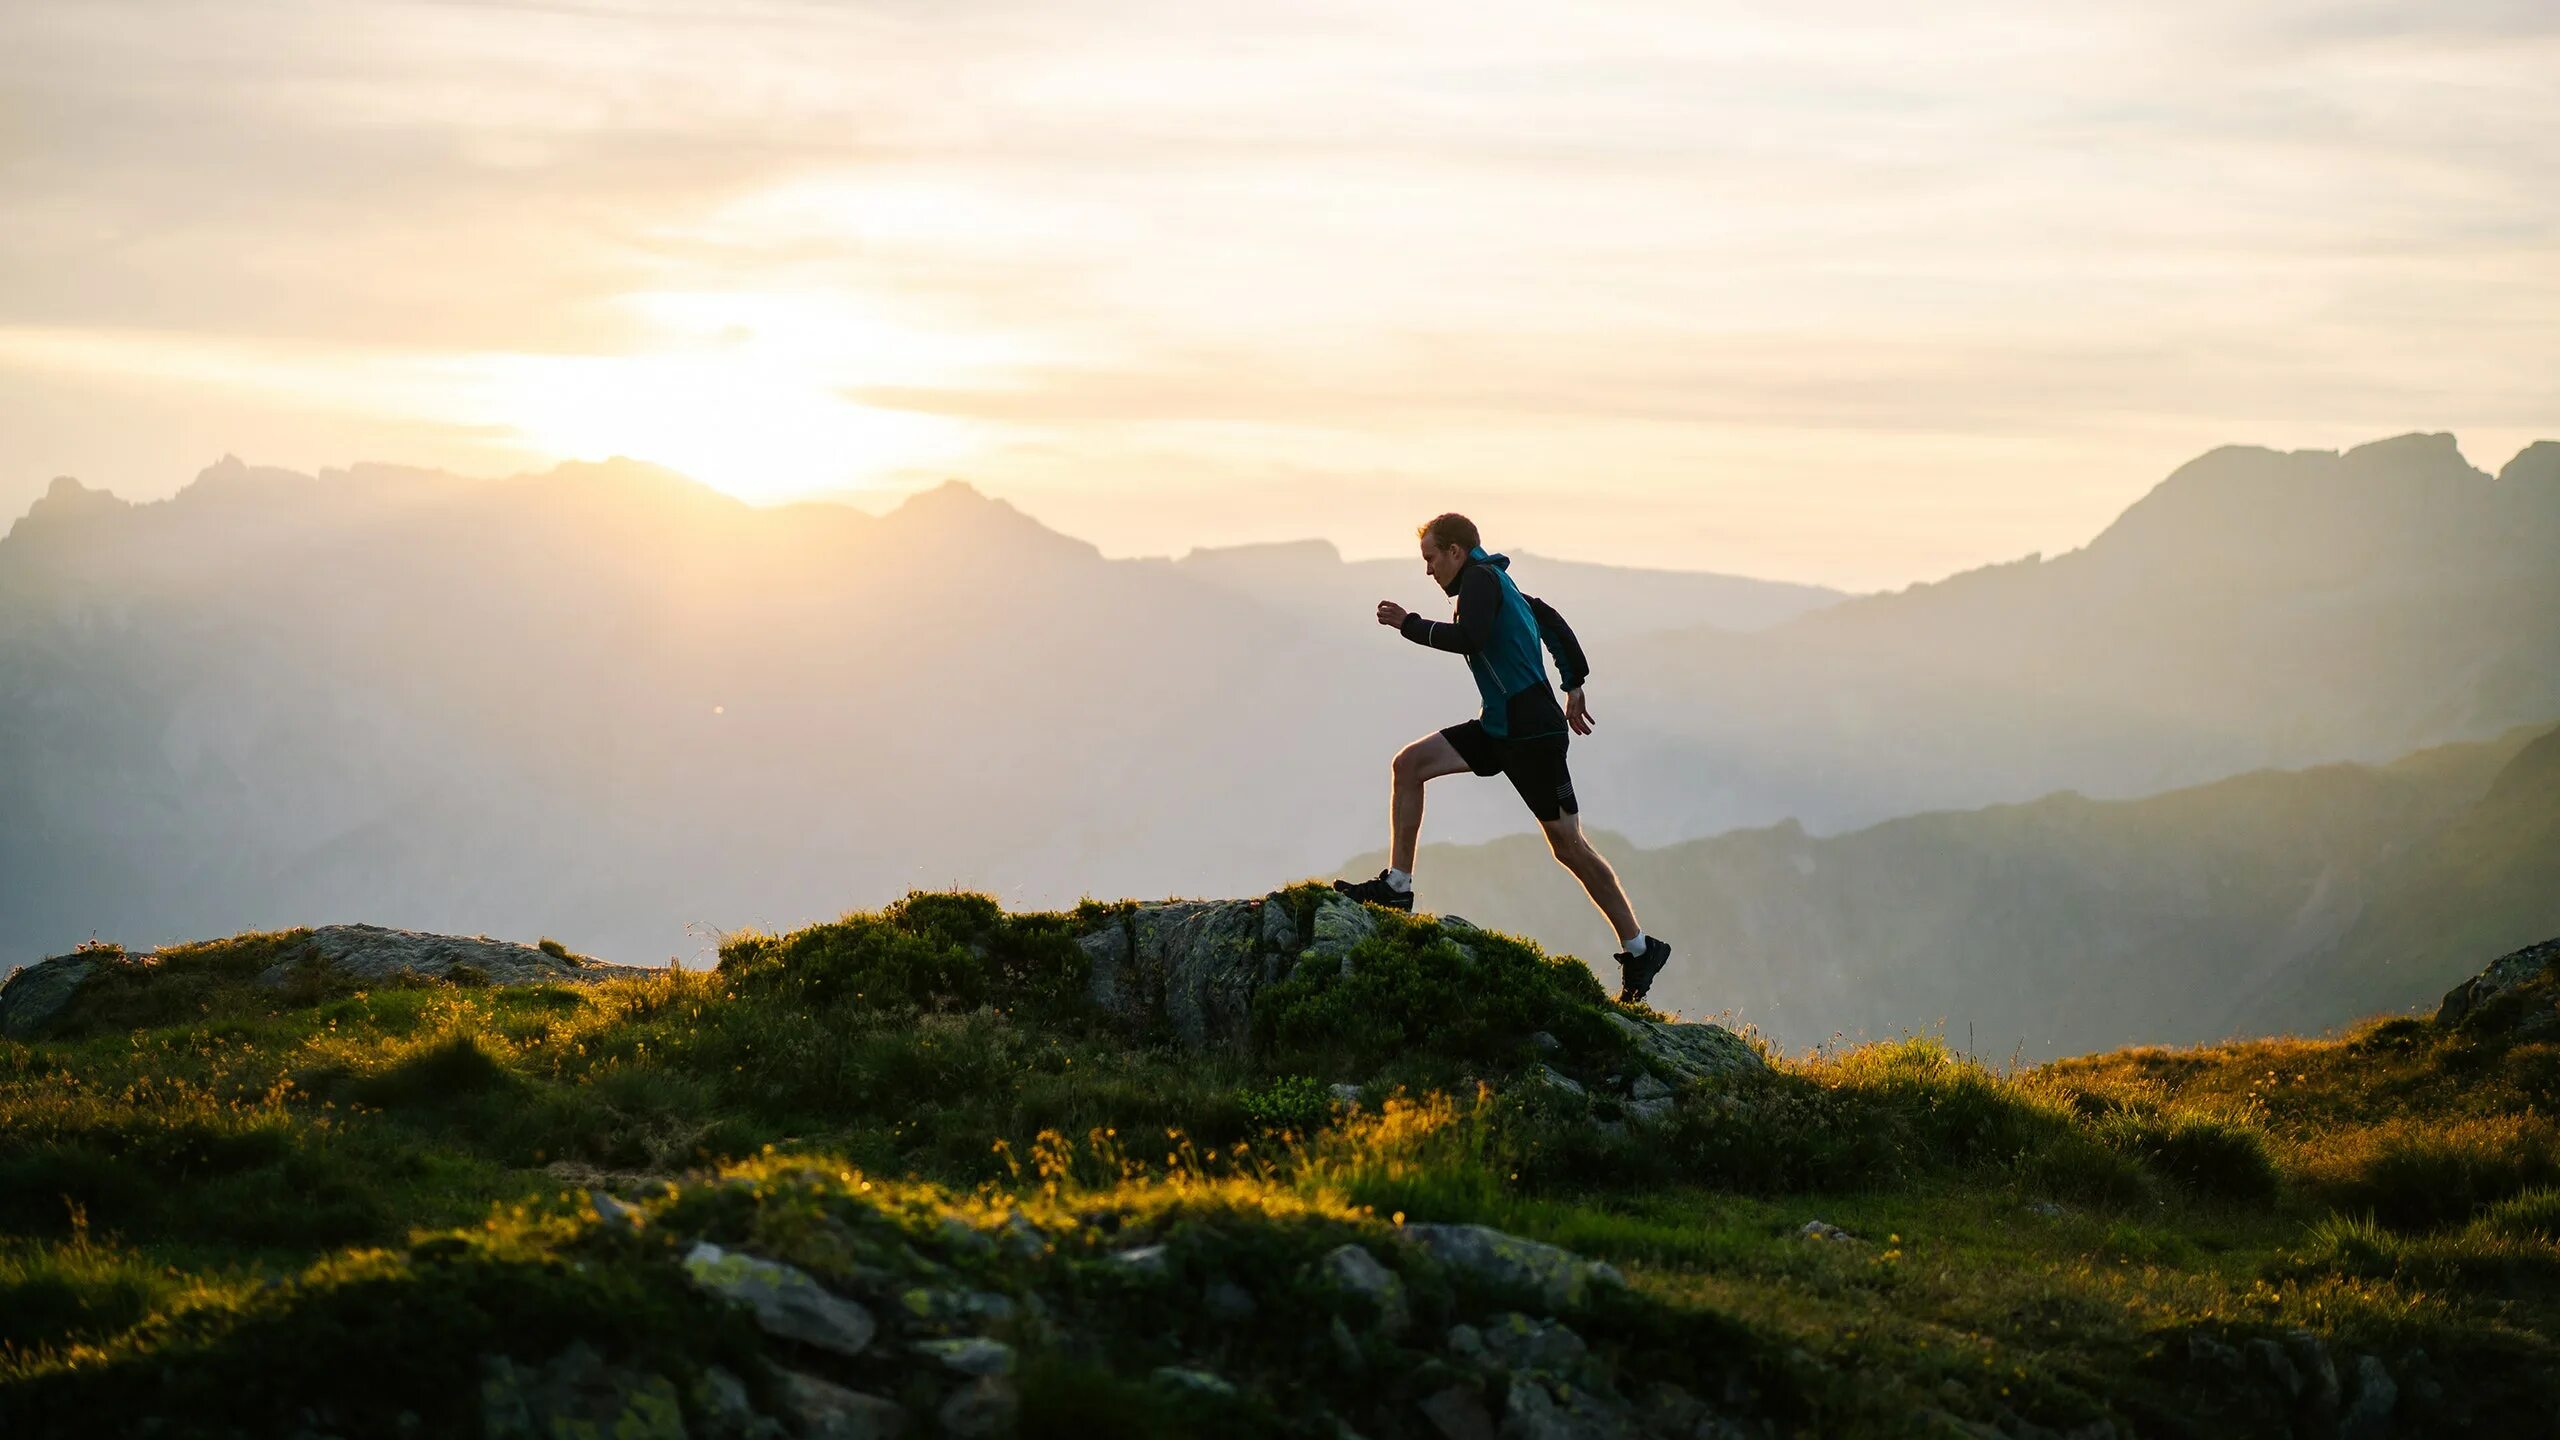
[1502,1374,1639,1440]
[1400,1224,1622,1312]
[259,923,647,990]
[1319,1243,1410,1335]
[0,955,95,1040]
[2436,936,2559,1028]
[1455,1313,1593,1385]
[915,1336,1016,1376]
[1079,895,1286,1047]
[781,1371,907,1440]
[1605,1012,1765,1082]
[479,1344,687,1440]
[683,1241,877,1356]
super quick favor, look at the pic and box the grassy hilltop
[2,893,2556,1438]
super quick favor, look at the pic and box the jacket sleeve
[1399,566,1501,656]
[1525,594,1589,690]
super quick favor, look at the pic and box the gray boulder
[1075,890,1383,1048]
[259,923,646,989]
[781,1371,908,1440]
[1400,1224,1624,1311]
[1502,1375,1638,1440]
[0,955,97,1040]
[1320,1243,1410,1335]
[480,1345,687,1440]
[915,1337,1016,1377]
[683,1241,877,1356]
[1605,1012,1765,1082]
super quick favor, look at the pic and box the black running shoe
[1615,936,1672,1004]
[1333,870,1415,911]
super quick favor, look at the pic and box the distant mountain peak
[2501,440,2560,488]
[881,479,1096,558]
[5,475,132,543]
[2341,431,2464,468]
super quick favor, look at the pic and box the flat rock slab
[257,924,649,989]
[1606,1011,1766,1081]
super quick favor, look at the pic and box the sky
[2,0,2554,591]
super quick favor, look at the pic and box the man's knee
[1392,743,1434,783]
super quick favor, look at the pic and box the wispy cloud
[2,0,2553,586]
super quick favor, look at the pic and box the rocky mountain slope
[2,890,2555,1436]
[1360,722,2560,1059]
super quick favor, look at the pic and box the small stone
[1204,1279,1258,1323]
[2339,1354,2396,1440]
[1330,1082,1364,1106]
[1418,1384,1497,1440]
[1630,1073,1673,1102]
[1320,1243,1410,1335]
[936,1376,1018,1440]
[2246,1337,2300,1398]
[1152,1367,1240,1399]
[684,1242,876,1356]
[781,1371,907,1440]
[1107,1244,1171,1277]
[2025,1200,2066,1219]
[587,1189,644,1234]
[915,1337,1015,1376]
[1529,1064,1586,1099]
[1798,1220,1858,1243]
[1530,1030,1564,1055]
[1474,1312,1590,1381]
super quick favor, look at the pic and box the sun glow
[476,290,1015,504]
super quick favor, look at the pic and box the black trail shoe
[1615,936,1672,1004]
[1333,870,1415,912]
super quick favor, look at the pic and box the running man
[1334,512,1674,1003]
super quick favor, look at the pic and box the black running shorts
[1440,720,1578,822]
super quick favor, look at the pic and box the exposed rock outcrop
[0,925,646,1040]
[2436,936,2559,1033]
[1074,890,1377,1048]
[0,955,97,1040]
[260,923,648,989]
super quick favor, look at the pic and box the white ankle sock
[1385,868,1413,893]
[1621,929,1648,955]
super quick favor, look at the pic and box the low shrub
[1251,914,1624,1077]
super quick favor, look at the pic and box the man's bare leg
[1390,731,1473,874]
[1538,812,1640,946]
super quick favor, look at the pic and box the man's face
[1420,535,1467,590]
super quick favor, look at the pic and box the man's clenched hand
[1566,687,1595,735]
[1376,600,1410,628]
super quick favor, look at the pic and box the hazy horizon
[13,427,2558,595]
[7,1,2556,591]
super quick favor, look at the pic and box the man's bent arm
[1399,566,1501,656]
[1526,594,1590,691]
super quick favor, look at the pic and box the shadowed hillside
[1358,723,2560,1059]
